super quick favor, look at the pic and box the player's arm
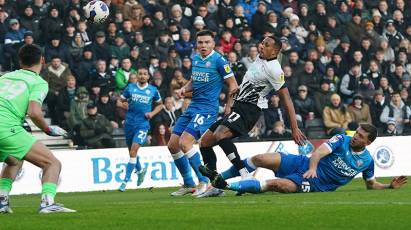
[224,76,239,116]
[365,176,407,190]
[146,101,163,119]
[176,79,193,99]
[303,143,333,178]
[278,87,306,145]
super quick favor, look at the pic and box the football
[83,0,109,24]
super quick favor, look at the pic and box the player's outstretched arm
[146,101,163,120]
[224,76,239,116]
[28,101,67,137]
[303,143,332,179]
[366,176,407,190]
[278,87,306,145]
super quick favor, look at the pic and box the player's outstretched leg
[168,134,195,196]
[0,157,23,214]
[24,141,76,213]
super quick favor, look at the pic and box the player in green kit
[0,44,76,214]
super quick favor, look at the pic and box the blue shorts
[277,153,323,193]
[124,124,148,147]
[172,110,217,140]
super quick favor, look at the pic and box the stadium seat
[305,118,328,139]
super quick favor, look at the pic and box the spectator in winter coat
[380,91,411,134]
[293,85,316,123]
[175,29,195,58]
[314,79,333,118]
[323,93,352,135]
[97,91,119,129]
[114,58,137,92]
[347,94,372,125]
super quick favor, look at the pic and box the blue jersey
[189,50,234,114]
[122,83,161,129]
[316,134,375,191]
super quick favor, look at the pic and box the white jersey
[235,56,285,109]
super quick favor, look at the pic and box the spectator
[383,118,399,136]
[90,31,112,62]
[347,94,372,124]
[32,0,50,20]
[370,90,389,130]
[73,48,95,87]
[379,39,395,62]
[218,0,235,24]
[56,75,77,129]
[41,56,72,124]
[289,14,308,45]
[167,46,182,69]
[241,45,258,69]
[97,90,119,129]
[105,22,118,45]
[122,0,140,19]
[383,19,404,50]
[68,86,90,146]
[389,63,407,91]
[152,96,181,129]
[20,4,41,43]
[251,1,267,36]
[121,19,136,46]
[264,121,292,139]
[141,15,158,46]
[358,76,375,103]
[114,58,137,92]
[293,85,316,122]
[314,79,333,118]
[227,51,246,84]
[263,94,289,132]
[378,76,394,100]
[89,59,116,92]
[170,4,190,29]
[152,8,167,32]
[239,0,257,23]
[39,6,63,44]
[44,35,72,66]
[151,123,171,146]
[264,10,279,35]
[340,64,362,104]
[4,19,26,70]
[365,60,383,89]
[238,28,257,57]
[380,91,411,134]
[132,31,153,62]
[323,93,352,136]
[298,61,321,94]
[80,102,115,149]
[192,16,206,35]
[69,32,85,64]
[219,30,237,55]
[156,31,173,59]
[129,5,145,31]
[196,4,219,32]
[175,29,195,58]
[181,56,192,80]
[110,33,130,61]
[151,71,169,99]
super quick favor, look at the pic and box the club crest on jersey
[205,61,211,67]
[356,159,364,167]
[224,64,231,73]
[329,135,342,143]
[145,89,151,95]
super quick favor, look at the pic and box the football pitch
[1,178,410,230]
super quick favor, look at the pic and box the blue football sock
[228,179,262,194]
[172,151,195,187]
[135,156,142,172]
[221,158,257,180]
[186,149,209,183]
[124,158,136,183]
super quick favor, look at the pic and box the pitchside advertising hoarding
[1,136,410,195]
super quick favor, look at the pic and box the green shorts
[0,126,36,162]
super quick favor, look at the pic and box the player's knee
[251,154,265,167]
[179,139,192,153]
[167,141,179,154]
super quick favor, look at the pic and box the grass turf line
[1,178,410,230]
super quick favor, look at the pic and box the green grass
[1,178,411,230]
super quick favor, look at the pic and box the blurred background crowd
[0,0,410,149]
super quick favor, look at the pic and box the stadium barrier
[2,136,409,195]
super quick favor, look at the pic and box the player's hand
[175,88,186,99]
[145,112,154,119]
[390,176,407,189]
[291,128,307,146]
[45,125,68,137]
[303,169,317,179]
[224,105,231,116]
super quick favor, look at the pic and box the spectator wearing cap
[167,19,181,42]
[3,18,26,70]
[383,19,404,49]
[167,46,182,69]
[89,59,116,92]
[380,91,411,134]
[39,6,63,44]
[129,4,145,31]
[56,75,78,129]
[73,47,95,87]
[170,4,191,29]
[383,118,399,136]
[141,15,158,46]
[122,0,140,20]
[251,1,267,36]
[293,85,317,123]
[115,57,137,92]
[370,89,389,129]
[340,64,363,104]
[314,79,333,117]
[297,3,312,28]
[289,14,308,45]
[69,32,86,64]
[110,32,130,61]
[90,31,112,62]
[132,31,153,62]
[323,93,352,136]
[346,9,366,49]
[192,16,206,34]
[152,8,168,32]
[44,35,72,66]
[371,9,384,35]
[233,5,249,30]
[218,0,236,24]
[80,102,115,149]
[297,60,322,94]
[175,29,195,58]
[20,4,40,43]
[23,31,34,45]
[364,21,383,48]
[336,1,352,25]
[97,90,119,129]
[347,93,372,124]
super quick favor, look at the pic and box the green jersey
[0,69,48,138]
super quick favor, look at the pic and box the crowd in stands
[0,0,410,149]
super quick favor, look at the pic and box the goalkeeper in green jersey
[0,44,76,214]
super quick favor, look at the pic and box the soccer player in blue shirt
[167,30,239,196]
[118,67,163,192]
[202,124,407,193]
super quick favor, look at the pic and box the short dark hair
[196,30,214,38]
[391,90,401,96]
[360,123,378,142]
[18,44,42,67]
[267,35,282,50]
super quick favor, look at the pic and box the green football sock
[0,178,13,196]
[41,183,57,205]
